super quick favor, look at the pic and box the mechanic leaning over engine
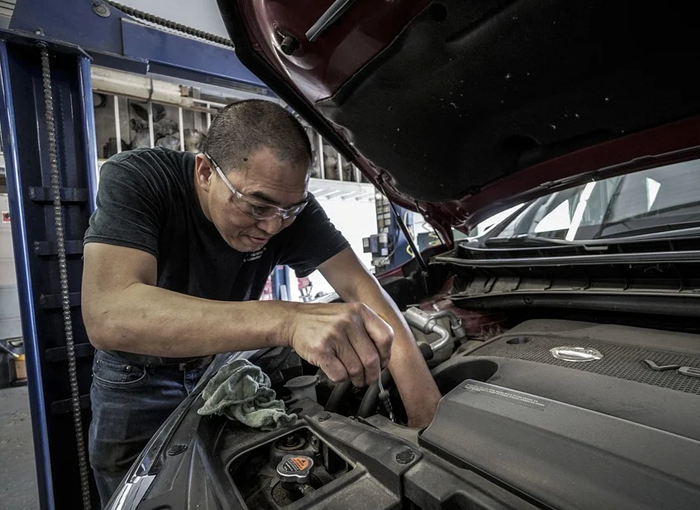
[81,100,441,505]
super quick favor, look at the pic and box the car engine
[208,305,700,510]
[128,304,700,510]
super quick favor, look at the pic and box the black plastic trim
[434,249,700,268]
[452,292,700,317]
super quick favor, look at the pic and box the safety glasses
[205,153,308,221]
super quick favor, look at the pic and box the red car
[107,1,700,509]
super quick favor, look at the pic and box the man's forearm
[85,282,292,356]
[387,327,441,427]
[348,283,441,427]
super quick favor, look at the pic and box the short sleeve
[279,195,350,277]
[84,153,166,257]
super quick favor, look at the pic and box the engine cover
[471,319,700,395]
[420,378,700,510]
[421,319,700,510]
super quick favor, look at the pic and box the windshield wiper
[482,225,700,249]
[509,234,579,246]
[594,223,700,241]
[484,234,605,248]
[595,207,700,238]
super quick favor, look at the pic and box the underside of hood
[217,0,700,239]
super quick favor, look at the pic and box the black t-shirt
[84,147,349,363]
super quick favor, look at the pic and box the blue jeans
[88,350,208,507]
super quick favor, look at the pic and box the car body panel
[217,0,700,235]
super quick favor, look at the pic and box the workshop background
[0,1,449,509]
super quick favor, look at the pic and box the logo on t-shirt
[243,248,266,263]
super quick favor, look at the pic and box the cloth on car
[197,358,297,431]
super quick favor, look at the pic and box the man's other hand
[286,302,394,387]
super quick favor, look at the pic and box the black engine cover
[420,378,700,510]
[422,319,700,510]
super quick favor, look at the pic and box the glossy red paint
[237,0,432,102]
[230,1,700,236]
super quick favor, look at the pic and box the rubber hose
[357,368,393,418]
[325,380,353,413]
[261,347,293,376]
[419,342,434,361]
[248,347,273,365]
[357,344,434,418]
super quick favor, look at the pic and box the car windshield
[489,158,700,242]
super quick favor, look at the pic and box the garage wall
[0,194,21,340]
[302,198,377,300]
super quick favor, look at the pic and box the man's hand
[319,248,442,428]
[286,302,394,387]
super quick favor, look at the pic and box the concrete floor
[0,386,40,510]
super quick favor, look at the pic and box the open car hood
[216,0,700,241]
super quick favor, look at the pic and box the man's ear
[194,154,213,192]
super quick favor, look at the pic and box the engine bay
[229,427,354,509]
[132,302,700,510]
[215,310,700,510]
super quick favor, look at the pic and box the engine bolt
[280,35,299,55]
[395,449,415,464]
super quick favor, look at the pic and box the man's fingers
[319,355,349,384]
[291,302,394,386]
[358,306,394,368]
[346,318,381,386]
[334,341,366,387]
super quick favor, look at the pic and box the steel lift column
[0,32,99,509]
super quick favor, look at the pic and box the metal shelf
[309,178,374,203]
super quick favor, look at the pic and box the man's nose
[256,216,284,235]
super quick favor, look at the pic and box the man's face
[195,147,309,252]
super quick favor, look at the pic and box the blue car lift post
[0,1,270,508]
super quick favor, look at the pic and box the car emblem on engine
[550,346,604,362]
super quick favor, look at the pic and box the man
[82,100,440,505]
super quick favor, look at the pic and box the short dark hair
[202,99,311,172]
